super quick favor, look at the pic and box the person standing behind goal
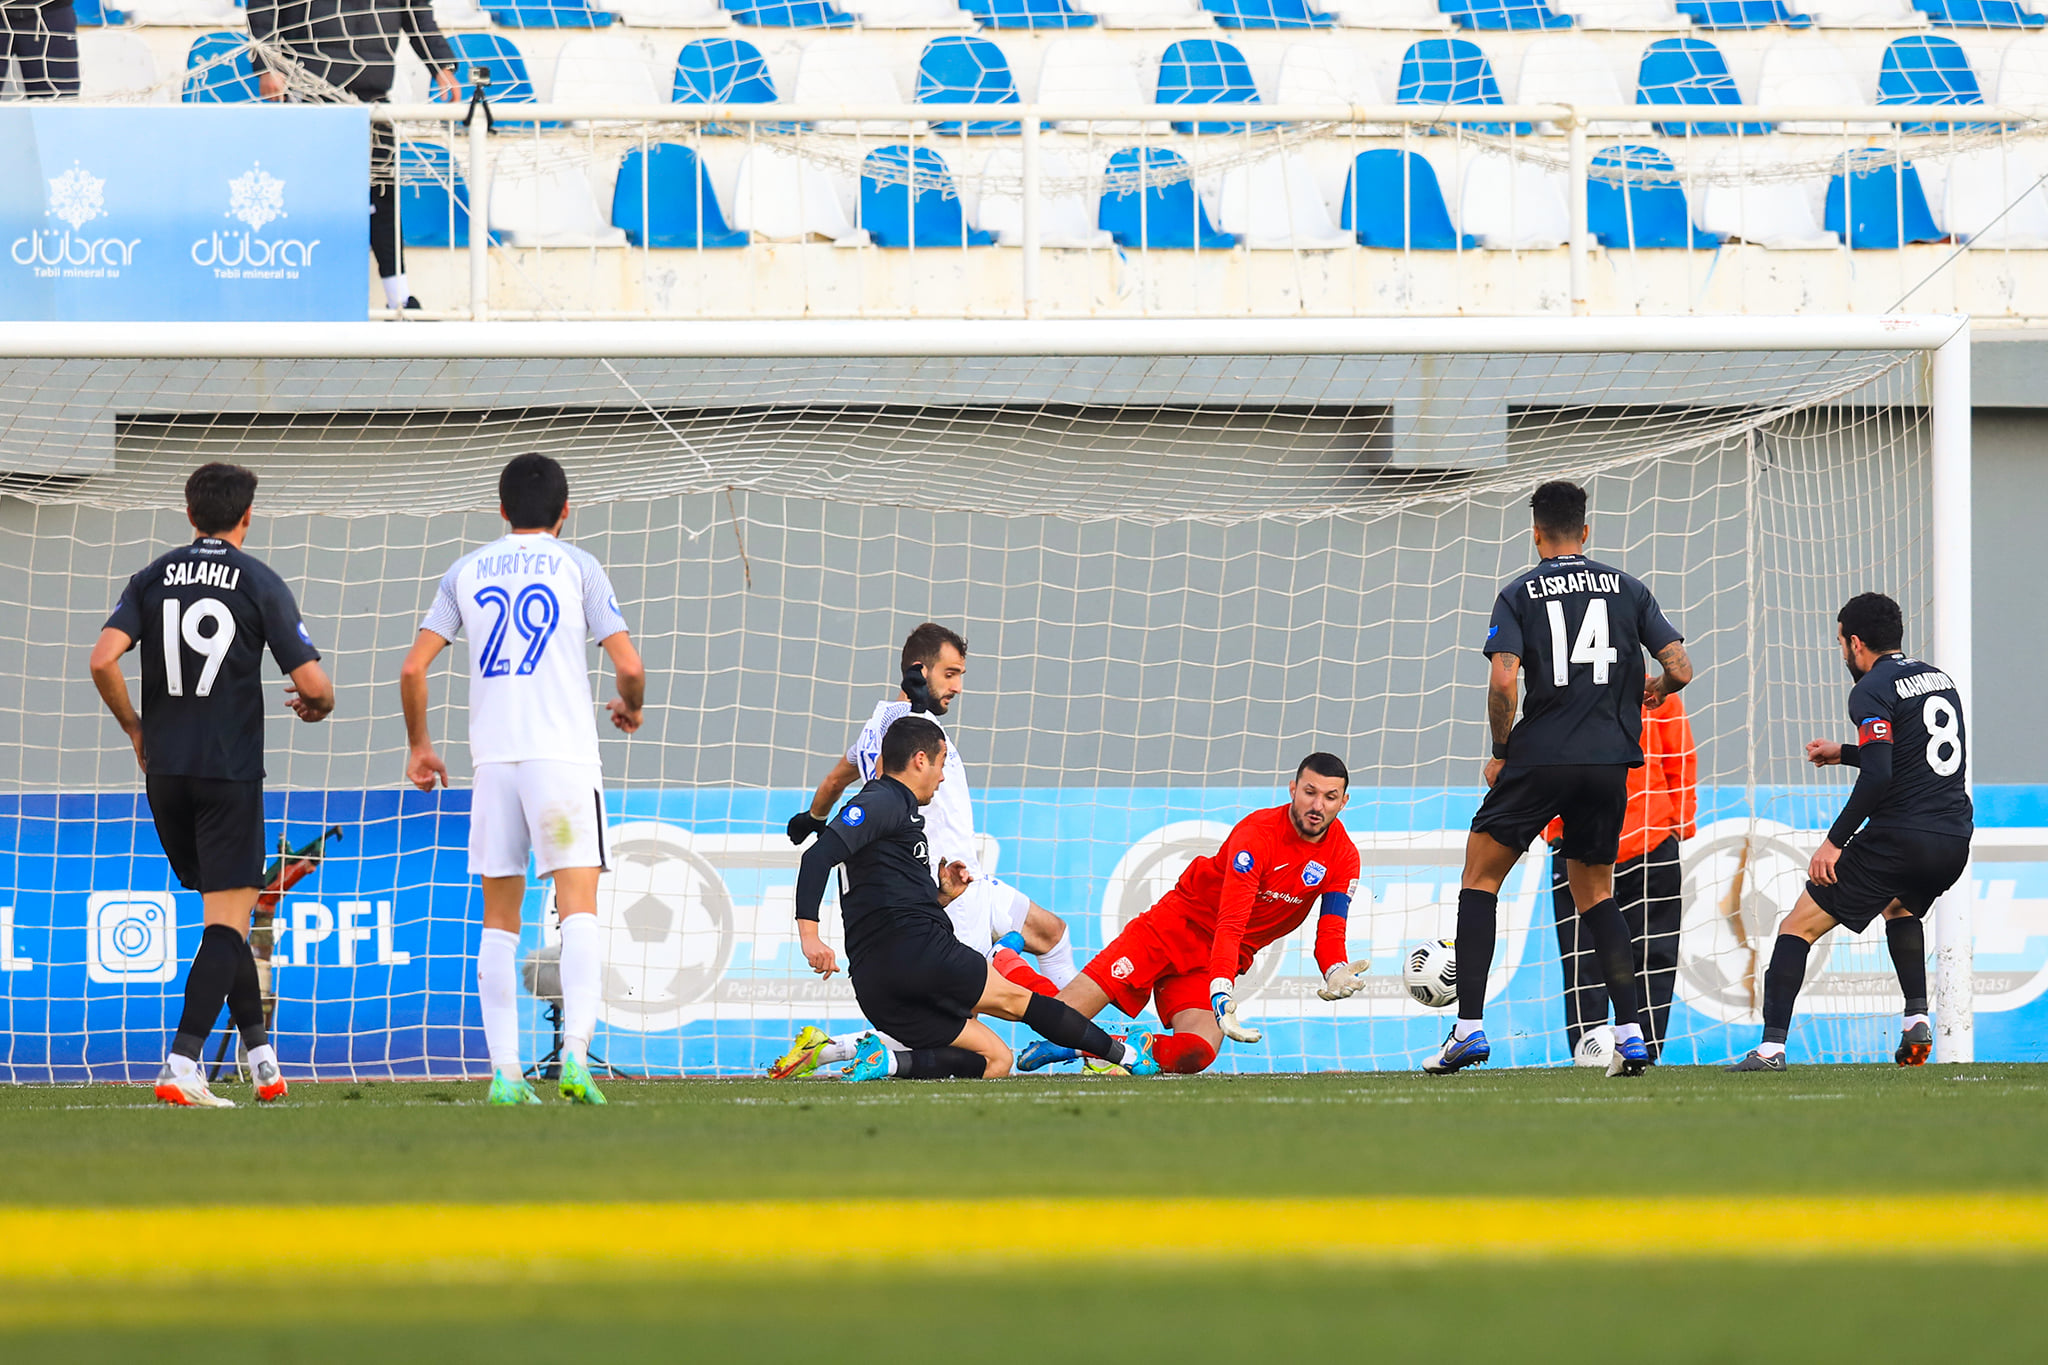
[88,463,335,1109]
[399,453,645,1107]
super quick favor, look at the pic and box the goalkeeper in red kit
[1017,753,1368,1075]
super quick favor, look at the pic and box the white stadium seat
[1514,36,1650,133]
[1695,171,1838,249]
[610,0,726,21]
[1553,0,1686,28]
[1797,0,1925,24]
[489,159,630,247]
[1756,37,1885,131]
[1323,0,1450,27]
[838,0,976,27]
[1066,0,1212,26]
[970,148,1114,248]
[1995,42,2048,106]
[1214,153,1354,249]
[430,0,492,26]
[1456,152,1571,250]
[76,31,165,102]
[551,36,663,108]
[1937,146,2048,247]
[731,148,869,244]
[792,36,918,133]
[117,0,240,22]
[1275,41,1388,106]
[1034,40,1159,131]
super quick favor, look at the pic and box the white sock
[1903,1012,1931,1032]
[822,1032,863,1064]
[1756,1040,1786,1059]
[380,273,410,309]
[557,913,601,1066]
[164,1052,199,1080]
[1452,1017,1483,1040]
[477,927,521,1077]
[1613,1022,1643,1043]
[1037,930,1078,988]
[246,1043,277,1074]
[882,1047,900,1077]
[1117,1039,1140,1067]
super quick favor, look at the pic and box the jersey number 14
[1545,597,1619,686]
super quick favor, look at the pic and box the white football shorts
[945,874,1032,958]
[469,760,609,879]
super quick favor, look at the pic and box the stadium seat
[1323,0,1450,23]
[396,143,495,248]
[1824,150,1944,247]
[1213,153,1352,247]
[917,35,1027,134]
[859,146,996,247]
[794,36,915,131]
[1758,38,1886,131]
[1201,0,1336,28]
[124,0,239,23]
[840,0,975,24]
[1066,0,1210,23]
[611,145,749,248]
[1157,38,1272,133]
[1457,152,1571,247]
[1441,0,1573,30]
[1099,147,1234,248]
[1276,41,1388,104]
[551,36,661,107]
[958,0,1097,26]
[1937,146,2048,244]
[1696,178,1836,248]
[611,0,723,21]
[1912,0,2043,24]
[491,160,629,246]
[1036,40,1159,130]
[727,0,857,27]
[1634,37,1768,136]
[431,0,494,26]
[72,0,124,25]
[180,31,257,103]
[1673,0,1811,26]
[486,0,614,26]
[1586,145,1720,249]
[971,148,1116,246]
[1342,149,1476,248]
[1797,0,1922,23]
[1397,38,1528,135]
[1514,36,1648,134]
[674,39,797,134]
[731,148,866,242]
[77,31,161,100]
[1558,0,1688,26]
[1877,35,1990,131]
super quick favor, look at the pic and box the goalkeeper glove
[1316,959,1372,1001]
[1210,977,1264,1044]
[902,661,938,714]
[786,810,830,845]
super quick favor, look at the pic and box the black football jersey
[1847,653,1974,839]
[1483,554,1683,767]
[828,775,948,957]
[104,538,320,782]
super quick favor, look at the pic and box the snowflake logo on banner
[48,164,105,232]
[226,163,286,231]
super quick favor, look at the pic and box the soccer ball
[1573,1024,1617,1069]
[1402,939,1458,1008]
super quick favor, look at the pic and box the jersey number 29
[1544,598,1619,686]
[161,597,235,697]
[474,584,560,677]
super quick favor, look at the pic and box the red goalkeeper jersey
[1151,805,1362,984]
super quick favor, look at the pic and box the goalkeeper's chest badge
[1302,862,1326,887]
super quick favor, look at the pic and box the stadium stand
[1199,0,1337,30]
[859,144,996,245]
[728,0,856,28]
[1275,41,1386,104]
[960,0,1097,27]
[1825,148,1946,245]
[1458,151,1572,246]
[1398,37,1529,135]
[917,33,1027,133]
[612,144,750,246]
[1674,0,1812,25]
[1098,145,1234,247]
[1878,33,1991,130]
[1342,149,1476,249]
[1034,39,1156,127]
[731,147,868,241]
[1515,35,1649,133]
[1156,37,1271,131]
[1214,152,1353,246]
[1443,0,1574,28]
[1586,144,1722,248]
[396,142,492,247]
[1938,145,2048,243]
[970,147,1116,244]
[1634,36,1770,135]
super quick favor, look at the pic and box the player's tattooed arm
[1486,652,1519,745]
[1645,640,1693,705]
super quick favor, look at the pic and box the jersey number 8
[1544,597,1619,687]
[161,597,236,697]
[474,584,561,678]
[1924,695,1964,777]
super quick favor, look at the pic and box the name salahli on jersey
[1523,570,1624,599]
[1891,667,1958,699]
[162,561,242,591]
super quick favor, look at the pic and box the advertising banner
[0,107,368,322]
[3,786,2045,1080]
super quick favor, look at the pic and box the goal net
[0,317,1971,1081]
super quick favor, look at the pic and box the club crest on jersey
[841,806,866,827]
[1302,861,1326,887]
[1232,850,1255,874]
[1110,957,1134,980]
[1859,717,1892,744]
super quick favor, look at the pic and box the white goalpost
[0,314,1973,1079]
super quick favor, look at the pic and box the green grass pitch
[3,1065,2045,1362]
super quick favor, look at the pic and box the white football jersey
[421,532,630,767]
[848,699,981,877]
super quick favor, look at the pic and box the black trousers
[1551,835,1682,1060]
[1,1,78,99]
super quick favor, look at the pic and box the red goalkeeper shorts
[1081,910,1212,1024]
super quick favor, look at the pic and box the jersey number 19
[1545,597,1619,686]
[162,597,235,697]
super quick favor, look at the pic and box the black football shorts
[145,774,266,893]
[1472,763,1630,866]
[849,924,990,1051]
[1808,827,1972,933]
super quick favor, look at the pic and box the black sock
[171,924,244,1061]
[1455,888,1498,1021]
[899,1047,987,1080]
[227,932,267,1050]
[1761,933,1811,1045]
[1886,917,1928,1015]
[1022,994,1123,1060]
[1579,899,1645,1032]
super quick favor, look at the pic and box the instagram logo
[86,892,178,984]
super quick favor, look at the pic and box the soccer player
[399,453,645,1106]
[1017,754,1369,1077]
[88,463,334,1108]
[794,716,1160,1080]
[1430,480,1692,1078]
[770,622,1078,1080]
[1729,593,1972,1072]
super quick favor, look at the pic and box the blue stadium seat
[1673,0,1811,25]
[860,146,995,247]
[611,145,748,248]
[1396,38,1527,136]
[1098,147,1235,249]
[486,0,614,26]
[1586,145,1720,249]
[1912,0,2044,25]
[1878,36,1992,131]
[448,33,560,128]
[1441,0,1571,28]
[1824,151,1944,248]
[728,0,856,27]
[958,0,1096,27]
[396,143,496,248]
[1158,39,1271,133]
[1201,0,1337,28]
[1341,150,1475,249]
[1634,37,1768,136]
[674,38,798,133]
[917,35,1025,135]
[181,32,257,103]
[73,0,127,26]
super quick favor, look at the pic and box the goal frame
[0,313,1976,1063]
